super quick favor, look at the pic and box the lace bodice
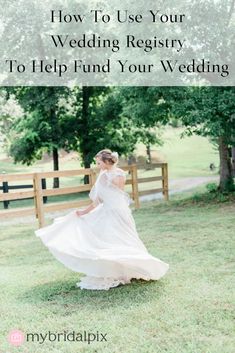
[103,168,127,186]
[89,168,130,207]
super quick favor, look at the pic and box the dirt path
[1,175,219,226]
[140,175,219,202]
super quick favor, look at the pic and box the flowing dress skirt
[35,203,169,290]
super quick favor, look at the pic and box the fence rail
[0,178,48,208]
[0,163,168,228]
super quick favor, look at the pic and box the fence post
[2,179,9,209]
[89,168,97,187]
[131,164,140,209]
[34,173,45,228]
[1,171,9,209]
[162,163,169,201]
[41,178,47,204]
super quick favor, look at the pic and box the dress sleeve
[88,171,110,205]
[109,170,127,189]
[88,184,103,206]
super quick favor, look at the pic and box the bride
[35,149,169,290]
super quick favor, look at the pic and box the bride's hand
[76,210,85,217]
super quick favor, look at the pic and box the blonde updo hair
[95,149,119,165]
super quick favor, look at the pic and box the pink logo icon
[8,329,25,346]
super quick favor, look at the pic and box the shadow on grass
[19,277,167,310]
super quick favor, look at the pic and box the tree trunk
[53,147,60,188]
[82,86,92,184]
[232,146,235,177]
[146,145,152,164]
[218,136,233,191]
[82,154,92,184]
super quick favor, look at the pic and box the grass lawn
[137,127,219,178]
[0,191,234,353]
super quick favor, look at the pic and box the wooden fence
[0,178,48,208]
[0,163,168,228]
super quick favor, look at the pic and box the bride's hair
[95,149,119,165]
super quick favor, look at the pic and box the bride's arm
[76,202,97,216]
[77,178,103,216]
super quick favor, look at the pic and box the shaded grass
[0,191,234,353]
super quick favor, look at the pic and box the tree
[72,87,162,179]
[4,86,165,186]
[232,147,235,176]
[170,87,235,192]
[118,86,235,192]
[7,87,75,188]
[117,87,171,159]
[0,89,23,152]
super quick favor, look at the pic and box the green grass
[0,191,234,353]
[137,126,219,178]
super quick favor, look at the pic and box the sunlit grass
[0,191,234,353]
[137,126,219,178]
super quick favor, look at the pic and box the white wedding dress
[35,168,169,290]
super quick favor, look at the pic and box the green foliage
[170,87,235,145]
[190,187,235,204]
[4,87,77,166]
[206,182,218,193]
[1,86,167,170]
[169,116,182,128]
[119,87,171,127]
[0,90,23,153]
[223,176,235,192]
[168,87,235,192]
[204,182,235,201]
[72,87,165,166]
